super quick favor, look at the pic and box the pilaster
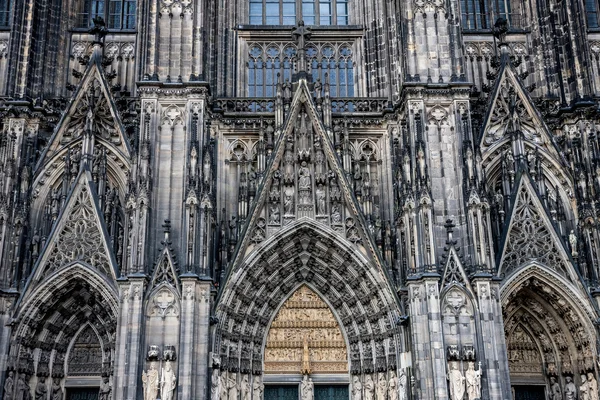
[114,276,146,400]
[178,275,212,399]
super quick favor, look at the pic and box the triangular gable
[497,173,577,282]
[440,248,471,290]
[150,247,180,293]
[28,170,120,284]
[479,61,565,166]
[35,54,131,172]
[226,79,386,277]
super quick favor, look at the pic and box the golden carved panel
[264,285,348,374]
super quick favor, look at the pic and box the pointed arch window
[249,0,348,25]
[77,0,136,29]
[0,0,10,27]
[460,0,526,30]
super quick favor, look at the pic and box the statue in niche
[51,378,63,400]
[161,361,176,400]
[284,187,295,216]
[465,362,481,400]
[565,376,577,400]
[227,372,238,400]
[284,136,295,183]
[388,371,398,400]
[447,362,465,400]
[376,372,387,400]
[300,375,314,400]
[352,375,362,400]
[298,162,311,190]
[587,373,598,400]
[398,369,407,400]
[331,204,341,224]
[581,374,591,400]
[211,369,221,400]
[34,377,46,400]
[316,185,326,215]
[4,371,14,400]
[364,374,375,400]
[240,374,250,400]
[269,203,280,224]
[252,376,264,400]
[98,377,110,400]
[15,375,28,400]
[220,372,228,400]
[549,376,561,400]
[314,139,326,182]
[142,363,159,400]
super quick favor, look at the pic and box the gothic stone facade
[0,0,600,399]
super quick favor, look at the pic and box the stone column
[113,276,146,400]
[407,275,448,400]
[0,294,16,398]
[178,275,212,399]
[473,276,511,400]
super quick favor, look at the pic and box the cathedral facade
[0,0,600,398]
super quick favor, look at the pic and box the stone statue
[252,375,264,400]
[211,369,221,400]
[34,377,46,400]
[240,374,250,400]
[376,372,387,400]
[398,369,407,400]
[352,375,362,400]
[447,362,465,400]
[220,372,228,400]
[465,362,481,400]
[284,186,295,216]
[588,373,598,400]
[228,372,238,399]
[142,364,159,400]
[569,230,578,256]
[331,203,341,224]
[98,377,110,400]
[4,371,14,400]
[15,375,27,400]
[269,204,280,224]
[301,375,314,400]
[565,376,577,400]
[581,374,591,400]
[298,162,311,190]
[388,371,398,400]
[161,361,177,400]
[364,374,375,400]
[316,185,326,215]
[549,376,561,400]
[51,378,63,400]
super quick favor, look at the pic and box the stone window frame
[75,0,137,30]
[0,0,9,28]
[248,0,349,26]
[237,28,365,97]
[459,0,528,31]
[586,0,600,29]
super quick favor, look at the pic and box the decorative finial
[292,20,312,79]
[89,17,108,46]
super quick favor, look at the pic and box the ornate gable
[35,53,132,172]
[479,63,564,166]
[29,171,119,283]
[497,174,576,282]
[150,247,179,292]
[228,79,385,275]
[440,248,470,290]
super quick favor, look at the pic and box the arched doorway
[502,268,598,400]
[263,285,348,400]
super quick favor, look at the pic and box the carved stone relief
[264,285,348,374]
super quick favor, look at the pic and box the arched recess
[212,220,405,397]
[5,264,118,399]
[501,265,599,396]
[441,285,477,357]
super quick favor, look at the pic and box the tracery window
[587,0,600,28]
[247,42,354,97]
[249,0,348,25]
[77,0,136,29]
[0,0,10,27]
[460,0,526,30]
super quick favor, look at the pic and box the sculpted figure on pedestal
[581,374,590,400]
[227,372,238,400]
[447,362,465,400]
[240,374,250,400]
[549,376,561,400]
[587,373,598,400]
[4,372,14,400]
[364,374,375,400]
[388,370,398,400]
[211,369,221,399]
[565,376,577,400]
[161,361,176,400]
[98,377,110,400]
[352,375,362,400]
[142,364,159,400]
[34,378,45,400]
[252,375,264,400]
[300,375,314,400]
[398,369,407,400]
[376,372,387,400]
[220,372,228,400]
[465,362,481,400]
